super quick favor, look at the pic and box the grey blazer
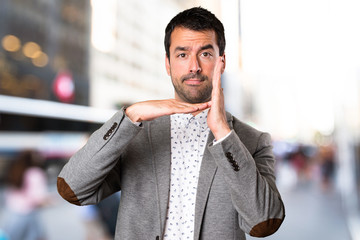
[58,109,285,240]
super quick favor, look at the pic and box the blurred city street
[1,0,360,240]
[5,178,351,240]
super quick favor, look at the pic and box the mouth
[184,78,203,85]
[182,73,208,86]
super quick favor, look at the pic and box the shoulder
[226,112,263,137]
[226,112,272,153]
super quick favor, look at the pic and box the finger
[170,101,209,114]
[184,102,209,112]
[172,100,202,109]
[212,56,224,90]
[195,102,210,110]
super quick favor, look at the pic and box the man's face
[165,27,225,103]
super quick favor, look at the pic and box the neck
[174,95,211,116]
[191,110,203,116]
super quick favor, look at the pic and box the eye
[177,53,186,58]
[201,52,212,57]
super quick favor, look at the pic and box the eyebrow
[199,44,215,51]
[174,46,189,52]
[174,44,215,53]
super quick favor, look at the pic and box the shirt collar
[171,109,209,131]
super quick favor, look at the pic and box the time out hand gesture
[207,56,231,140]
[125,56,230,140]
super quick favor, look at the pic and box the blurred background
[0,0,359,239]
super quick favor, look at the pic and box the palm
[207,57,231,140]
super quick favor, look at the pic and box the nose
[189,56,201,73]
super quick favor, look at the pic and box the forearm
[208,131,285,237]
[57,108,142,205]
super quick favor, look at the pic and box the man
[58,7,285,240]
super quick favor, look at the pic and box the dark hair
[164,7,226,58]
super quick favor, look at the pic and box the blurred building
[0,0,94,183]
[0,0,93,132]
[90,0,175,108]
[0,0,91,106]
[90,0,222,109]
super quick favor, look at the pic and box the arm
[207,57,284,236]
[58,101,210,206]
[125,99,209,122]
[208,130,285,237]
[57,109,142,205]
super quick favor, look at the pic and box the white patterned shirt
[163,109,210,240]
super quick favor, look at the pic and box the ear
[221,53,226,74]
[165,54,171,76]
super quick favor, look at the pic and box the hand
[207,56,231,140]
[125,99,210,122]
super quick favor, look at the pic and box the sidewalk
[0,188,87,240]
[41,180,353,240]
[248,181,352,240]
[40,200,86,240]
[1,180,355,240]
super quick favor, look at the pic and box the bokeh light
[22,41,41,58]
[1,35,21,52]
[32,51,49,67]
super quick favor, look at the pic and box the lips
[181,73,208,85]
[184,78,203,85]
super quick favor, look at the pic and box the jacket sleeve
[57,108,142,206]
[208,130,285,237]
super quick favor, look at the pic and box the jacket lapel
[149,116,171,234]
[193,112,234,240]
[193,131,217,240]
